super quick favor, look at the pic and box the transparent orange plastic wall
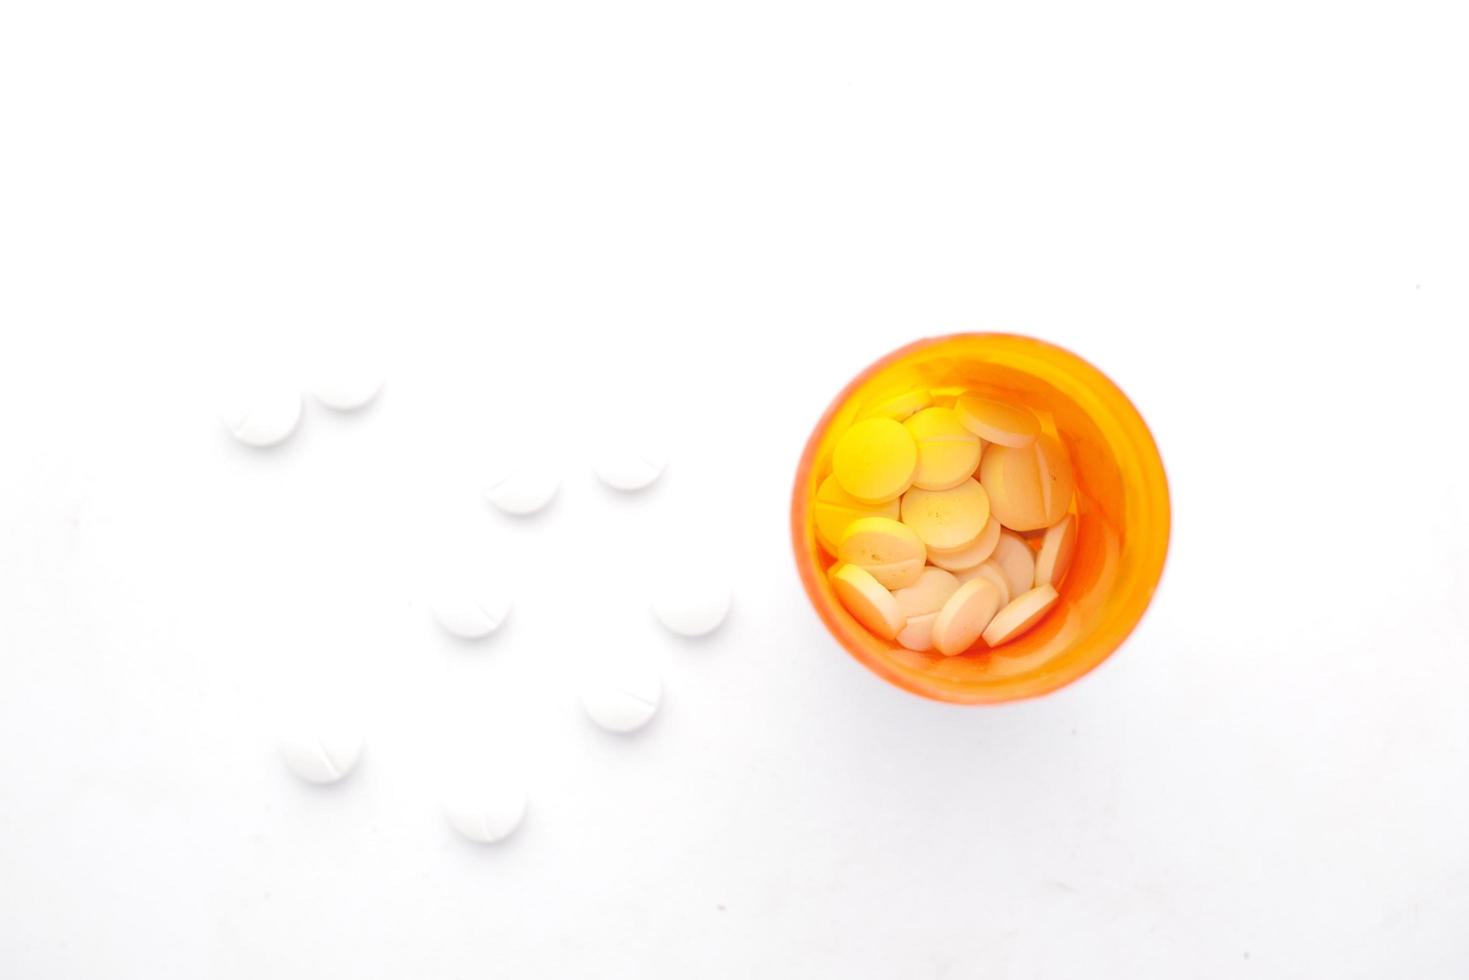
[791,334,1171,704]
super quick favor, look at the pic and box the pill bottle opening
[791,333,1170,704]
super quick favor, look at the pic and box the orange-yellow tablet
[903,407,982,491]
[899,479,990,552]
[931,577,1004,656]
[981,585,1059,646]
[829,563,905,640]
[955,394,1040,448]
[812,474,900,554]
[837,516,926,589]
[833,417,918,504]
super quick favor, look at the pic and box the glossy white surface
[3,3,1468,977]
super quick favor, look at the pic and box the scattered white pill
[580,661,662,733]
[432,589,513,640]
[280,730,363,784]
[483,465,560,516]
[593,449,669,490]
[310,367,384,411]
[594,442,668,492]
[222,385,302,448]
[445,785,527,844]
[652,575,732,637]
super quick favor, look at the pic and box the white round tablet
[483,466,560,516]
[222,385,302,448]
[280,730,363,784]
[310,367,384,411]
[594,443,668,492]
[432,590,513,640]
[651,577,732,637]
[580,663,661,733]
[445,786,527,844]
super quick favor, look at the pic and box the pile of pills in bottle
[819,387,1077,655]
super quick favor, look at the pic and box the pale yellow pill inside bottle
[892,566,960,619]
[927,514,1001,572]
[812,474,900,554]
[861,385,933,422]
[1034,514,1077,587]
[981,584,1059,647]
[931,577,1003,656]
[895,614,939,652]
[989,529,1036,599]
[955,393,1041,448]
[903,407,982,492]
[832,417,918,505]
[892,566,962,652]
[1032,433,1076,526]
[837,516,927,590]
[955,558,1011,608]
[899,478,990,552]
[979,432,1074,532]
[829,563,905,640]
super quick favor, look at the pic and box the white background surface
[2,1,1467,977]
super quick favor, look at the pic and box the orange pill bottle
[791,334,1170,704]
